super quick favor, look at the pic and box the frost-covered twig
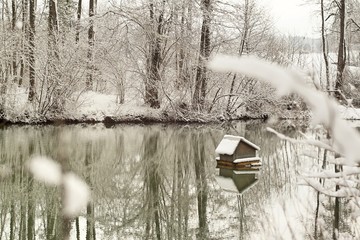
[300,178,360,198]
[302,168,360,179]
[267,127,333,151]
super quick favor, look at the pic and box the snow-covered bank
[0,90,271,124]
[4,89,360,125]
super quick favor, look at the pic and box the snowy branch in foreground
[299,178,360,198]
[302,168,360,179]
[27,156,90,217]
[28,156,62,185]
[208,55,360,166]
[266,127,333,151]
[62,172,91,218]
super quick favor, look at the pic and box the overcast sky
[259,0,320,37]
[67,0,321,38]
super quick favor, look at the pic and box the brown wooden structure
[215,135,261,170]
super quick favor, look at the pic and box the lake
[0,121,341,239]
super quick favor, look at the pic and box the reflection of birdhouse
[215,135,261,170]
[215,168,259,194]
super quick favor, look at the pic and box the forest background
[0,0,359,123]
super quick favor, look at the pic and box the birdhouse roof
[215,135,260,155]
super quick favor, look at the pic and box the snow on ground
[2,88,163,122]
[68,91,119,120]
[338,105,360,120]
[5,75,360,122]
[63,90,165,121]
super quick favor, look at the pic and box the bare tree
[86,0,96,90]
[19,0,29,87]
[145,0,165,109]
[321,0,330,91]
[28,0,35,102]
[192,0,211,111]
[335,0,346,101]
[76,0,82,43]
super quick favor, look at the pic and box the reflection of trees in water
[192,131,209,239]
[139,126,212,239]
[0,122,342,239]
[85,142,96,240]
[215,121,310,238]
[142,130,162,240]
[3,129,47,239]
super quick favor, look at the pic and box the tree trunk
[145,1,162,109]
[333,159,342,240]
[143,131,161,239]
[46,192,58,240]
[11,0,17,82]
[86,0,95,90]
[76,217,80,240]
[48,0,63,112]
[335,0,346,101]
[27,176,35,240]
[321,0,330,91]
[48,0,59,43]
[315,143,328,238]
[9,164,16,240]
[76,0,82,43]
[175,1,191,89]
[227,0,249,115]
[193,132,208,239]
[19,0,29,87]
[85,142,96,240]
[28,0,36,102]
[192,0,211,111]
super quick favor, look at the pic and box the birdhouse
[215,135,261,169]
[215,168,259,194]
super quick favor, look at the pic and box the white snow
[70,91,119,120]
[233,170,260,175]
[27,156,62,185]
[215,135,241,155]
[233,157,261,163]
[15,21,23,29]
[63,172,91,218]
[302,168,360,179]
[338,105,360,120]
[300,178,360,197]
[215,135,260,155]
[267,127,333,151]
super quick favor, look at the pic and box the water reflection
[215,168,259,194]
[0,121,311,239]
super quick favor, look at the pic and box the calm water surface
[0,121,323,239]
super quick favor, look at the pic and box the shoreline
[0,111,318,128]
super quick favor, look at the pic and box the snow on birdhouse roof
[215,135,260,155]
[233,157,261,164]
[233,170,260,175]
